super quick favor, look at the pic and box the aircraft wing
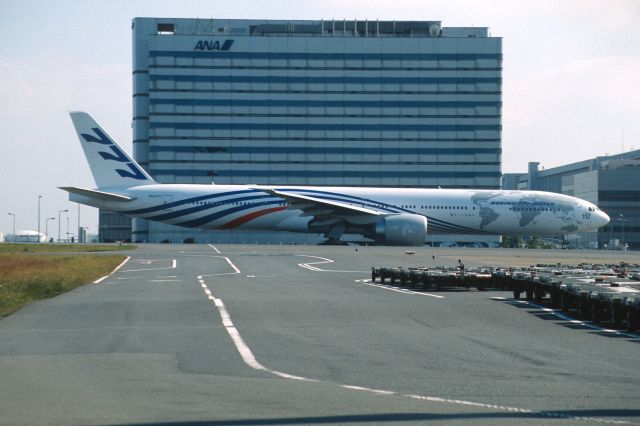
[263,188,383,218]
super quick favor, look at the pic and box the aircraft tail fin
[69,112,155,189]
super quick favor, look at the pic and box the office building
[125,18,502,244]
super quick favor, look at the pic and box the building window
[157,23,175,34]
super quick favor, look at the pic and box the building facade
[128,18,502,244]
[503,150,640,250]
[99,211,133,243]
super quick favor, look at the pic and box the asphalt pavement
[1,244,639,425]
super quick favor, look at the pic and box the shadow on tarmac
[111,409,640,425]
[499,299,640,344]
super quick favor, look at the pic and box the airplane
[60,112,610,246]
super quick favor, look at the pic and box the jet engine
[374,214,427,246]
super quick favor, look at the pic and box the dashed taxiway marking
[196,274,625,424]
[356,279,445,299]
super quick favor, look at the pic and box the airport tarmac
[1,244,639,425]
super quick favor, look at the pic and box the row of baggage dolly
[370,263,640,331]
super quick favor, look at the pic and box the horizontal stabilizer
[59,186,133,202]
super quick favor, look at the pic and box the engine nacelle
[374,214,427,246]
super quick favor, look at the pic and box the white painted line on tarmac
[198,276,324,383]
[208,244,222,254]
[93,256,131,283]
[116,275,182,281]
[342,384,396,395]
[196,274,625,424]
[224,257,241,274]
[295,254,367,273]
[120,259,177,273]
[199,256,242,277]
[196,245,242,277]
[269,370,315,381]
[357,279,445,299]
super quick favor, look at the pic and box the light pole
[58,209,68,243]
[8,212,16,238]
[37,195,42,242]
[609,222,613,250]
[617,214,629,251]
[45,217,55,243]
[77,203,81,243]
[66,216,70,243]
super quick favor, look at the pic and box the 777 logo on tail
[80,127,148,180]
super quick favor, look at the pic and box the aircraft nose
[597,211,610,227]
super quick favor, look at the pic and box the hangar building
[503,149,640,250]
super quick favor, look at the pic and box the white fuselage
[68,184,610,238]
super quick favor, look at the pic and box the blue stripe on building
[149,74,501,85]
[149,98,501,108]
[150,51,502,61]
[149,146,501,155]
[150,122,501,131]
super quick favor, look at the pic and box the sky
[1,0,639,237]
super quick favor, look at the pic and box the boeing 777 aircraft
[61,112,610,245]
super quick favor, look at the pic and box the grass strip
[0,253,127,317]
[0,243,135,253]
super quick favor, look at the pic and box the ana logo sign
[193,39,234,51]
[80,128,148,180]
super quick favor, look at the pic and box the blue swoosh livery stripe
[121,186,488,234]
[123,189,259,215]
[146,194,276,222]
[176,200,285,228]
